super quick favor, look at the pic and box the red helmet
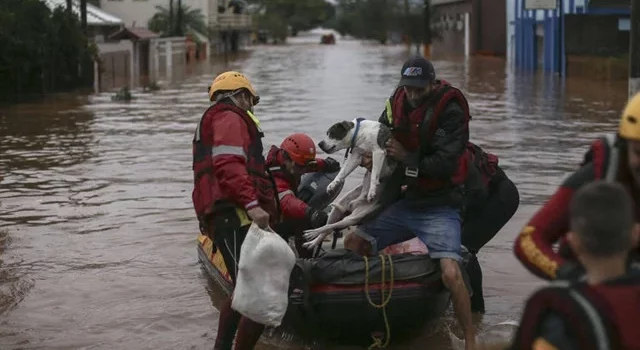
[280,133,316,166]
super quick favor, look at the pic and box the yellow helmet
[619,92,640,141]
[207,71,258,101]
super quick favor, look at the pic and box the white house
[99,0,217,29]
[99,0,252,54]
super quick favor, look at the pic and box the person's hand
[386,138,408,162]
[247,207,270,229]
[322,157,340,173]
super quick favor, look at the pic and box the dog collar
[344,117,366,159]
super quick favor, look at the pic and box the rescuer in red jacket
[514,93,640,281]
[511,180,640,350]
[265,133,340,257]
[192,71,276,350]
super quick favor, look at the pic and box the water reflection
[0,96,95,171]
[0,229,35,319]
[0,36,631,350]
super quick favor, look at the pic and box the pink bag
[381,237,429,255]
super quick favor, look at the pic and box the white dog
[302,118,397,250]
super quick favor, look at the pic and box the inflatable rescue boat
[197,171,471,346]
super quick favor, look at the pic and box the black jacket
[377,93,468,209]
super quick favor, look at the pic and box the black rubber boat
[197,171,471,347]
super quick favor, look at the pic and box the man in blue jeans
[354,56,476,349]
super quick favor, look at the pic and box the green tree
[249,0,336,41]
[328,0,440,44]
[0,0,92,103]
[329,0,399,43]
[147,2,207,37]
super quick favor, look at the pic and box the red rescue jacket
[514,134,640,279]
[512,271,640,350]
[192,102,279,225]
[265,145,328,220]
[387,79,471,193]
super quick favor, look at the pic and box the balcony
[216,13,252,30]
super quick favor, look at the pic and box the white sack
[231,222,296,327]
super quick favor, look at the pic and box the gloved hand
[305,207,328,229]
[555,261,586,282]
[322,157,340,173]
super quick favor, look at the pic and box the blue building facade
[508,0,631,76]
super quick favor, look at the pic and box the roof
[108,27,160,41]
[42,0,123,26]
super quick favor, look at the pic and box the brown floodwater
[0,34,630,349]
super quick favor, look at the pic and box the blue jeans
[355,199,462,261]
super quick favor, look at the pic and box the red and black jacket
[514,134,640,280]
[511,270,640,350]
[264,145,329,221]
[379,80,472,206]
[192,102,279,227]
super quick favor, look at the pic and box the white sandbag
[231,222,296,327]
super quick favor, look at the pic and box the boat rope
[364,254,395,349]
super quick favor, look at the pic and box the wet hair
[212,88,251,103]
[212,89,234,102]
[569,180,634,257]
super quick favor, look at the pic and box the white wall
[97,40,133,54]
[100,0,215,29]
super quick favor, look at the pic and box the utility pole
[404,0,410,49]
[176,0,183,36]
[66,0,72,18]
[80,0,87,34]
[423,0,431,58]
[80,0,88,84]
[630,0,640,97]
[169,0,174,36]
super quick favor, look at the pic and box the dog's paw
[302,237,322,250]
[367,188,377,202]
[303,229,320,241]
[326,179,343,195]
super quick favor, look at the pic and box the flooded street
[0,35,631,349]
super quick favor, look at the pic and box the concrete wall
[432,1,471,56]
[96,41,133,91]
[475,0,507,56]
[564,14,630,57]
[432,0,506,57]
[150,37,188,82]
[95,37,188,91]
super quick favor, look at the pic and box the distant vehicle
[320,33,336,45]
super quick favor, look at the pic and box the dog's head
[318,120,356,154]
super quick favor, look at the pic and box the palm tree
[147,1,207,37]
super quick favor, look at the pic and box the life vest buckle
[405,166,419,178]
